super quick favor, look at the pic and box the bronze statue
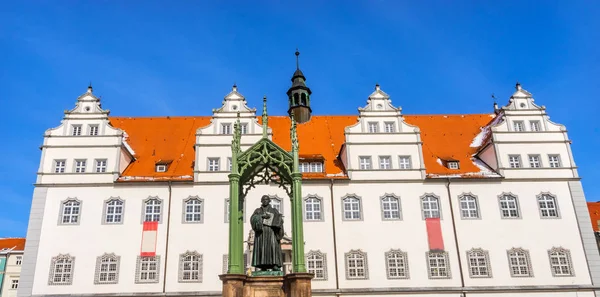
[250,195,284,273]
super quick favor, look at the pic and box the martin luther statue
[250,195,284,272]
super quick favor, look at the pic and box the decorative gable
[502,82,544,111]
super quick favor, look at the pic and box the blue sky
[0,1,598,237]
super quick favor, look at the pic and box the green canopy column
[291,172,306,273]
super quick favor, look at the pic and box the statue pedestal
[220,273,314,297]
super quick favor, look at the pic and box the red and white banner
[425,218,445,251]
[140,221,158,257]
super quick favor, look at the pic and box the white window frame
[380,194,401,220]
[94,253,120,284]
[54,159,66,173]
[341,195,362,221]
[528,154,541,168]
[459,193,480,219]
[384,122,395,133]
[508,155,521,168]
[221,123,232,134]
[385,249,409,279]
[367,122,379,133]
[448,161,459,169]
[427,251,451,279]
[135,256,160,283]
[208,158,220,171]
[74,159,87,173]
[421,194,441,219]
[548,247,574,277]
[142,197,162,223]
[345,250,368,280]
[530,121,541,132]
[179,251,203,283]
[466,248,492,278]
[183,196,204,223]
[95,159,108,173]
[10,279,18,289]
[507,248,533,277]
[48,254,75,285]
[59,198,81,225]
[379,156,392,169]
[299,162,310,173]
[513,121,524,132]
[548,154,561,168]
[537,193,560,218]
[498,193,520,219]
[398,156,411,169]
[103,198,124,224]
[310,162,323,172]
[155,164,167,172]
[16,256,22,265]
[359,156,372,170]
[306,250,327,280]
[269,196,283,214]
[240,123,248,134]
[304,196,323,222]
[88,125,99,136]
[71,125,82,136]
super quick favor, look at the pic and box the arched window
[466,248,491,278]
[548,247,573,276]
[300,93,307,105]
[345,250,368,279]
[498,193,520,219]
[293,93,299,105]
[537,193,559,218]
[380,195,401,220]
[95,253,120,284]
[421,195,440,219]
[103,198,124,224]
[306,250,327,280]
[179,251,203,282]
[385,249,408,279]
[507,248,532,277]
[342,195,362,221]
[49,254,75,285]
[304,196,323,221]
[60,199,81,225]
[459,194,479,219]
[183,197,204,223]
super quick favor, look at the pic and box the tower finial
[295,49,300,70]
[262,96,268,138]
[516,81,521,90]
[88,81,93,92]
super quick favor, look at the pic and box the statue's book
[263,212,274,226]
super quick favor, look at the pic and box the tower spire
[287,49,312,124]
[295,49,300,70]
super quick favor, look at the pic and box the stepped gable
[109,114,495,181]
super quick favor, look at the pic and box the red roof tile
[109,114,495,181]
[0,238,25,251]
[588,202,600,232]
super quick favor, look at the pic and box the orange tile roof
[588,202,600,232]
[109,114,497,181]
[0,238,25,251]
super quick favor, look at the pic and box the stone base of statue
[220,273,314,297]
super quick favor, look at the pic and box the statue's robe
[250,205,284,270]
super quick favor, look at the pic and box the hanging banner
[426,218,444,251]
[140,221,158,257]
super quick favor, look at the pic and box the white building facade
[1,239,25,297]
[17,77,600,297]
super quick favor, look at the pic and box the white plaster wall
[1,253,23,297]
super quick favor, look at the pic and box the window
[208,158,220,171]
[548,155,561,168]
[384,122,395,133]
[310,162,323,172]
[306,250,327,280]
[54,160,66,173]
[94,253,120,284]
[385,250,409,279]
[528,155,541,168]
[104,198,124,224]
[379,156,392,169]
[89,125,99,136]
[143,198,162,222]
[530,121,541,132]
[48,254,75,285]
[427,252,450,279]
[10,279,18,289]
[224,199,246,223]
[499,194,520,219]
[183,197,204,223]
[74,159,87,173]
[299,162,310,172]
[304,196,323,221]
[179,251,202,282]
[507,248,532,277]
[135,256,160,283]
[240,123,248,134]
[466,249,491,278]
[342,196,362,221]
[459,194,479,219]
[345,250,368,280]
[548,247,573,277]
[270,197,282,213]
[95,159,107,173]
[381,195,401,220]
[538,193,559,218]
[221,123,232,134]
[513,121,524,132]
[367,122,379,133]
[421,195,440,219]
[508,155,521,168]
[398,156,411,169]
[155,164,167,172]
[71,125,82,136]
[16,256,22,265]
[447,161,459,169]
[359,156,372,170]
[60,199,81,225]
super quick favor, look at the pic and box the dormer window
[299,161,323,173]
[71,125,82,136]
[513,121,524,132]
[155,160,172,173]
[448,161,460,170]
[89,125,99,136]
[221,123,232,135]
[384,122,395,133]
[368,122,379,133]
